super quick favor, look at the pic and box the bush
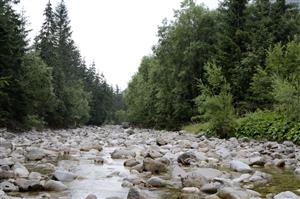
[236,111,300,144]
[195,62,236,138]
[24,115,46,130]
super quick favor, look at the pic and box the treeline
[125,0,300,134]
[0,0,124,130]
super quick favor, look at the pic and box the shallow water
[14,147,182,199]
[254,168,300,198]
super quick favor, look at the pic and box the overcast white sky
[17,0,219,89]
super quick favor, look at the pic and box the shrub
[195,62,236,138]
[236,111,300,144]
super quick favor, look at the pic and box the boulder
[181,171,207,188]
[0,181,19,192]
[0,158,14,167]
[13,162,29,178]
[0,169,15,179]
[217,187,261,199]
[201,183,220,194]
[177,152,197,166]
[249,156,265,167]
[274,191,300,199]
[182,187,200,194]
[0,138,12,149]
[86,194,98,199]
[147,177,167,188]
[0,190,9,199]
[171,165,187,180]
[122,122,130,129]
[156,137,168,146]
[111,148,136,159]
[125,129,135,135]
[54,170,77,182]
[26,147,46,161]
[15,178,44,191]
[124,159,140,167]
[295,167,300,175]
[44,180,68,191]
[230,160,252,173]
[193,168,223,181]
[29,172,42,181]
[274,159,285,168]
[143,158,168,174]
[127,187,146,199]
[80,143,102,152]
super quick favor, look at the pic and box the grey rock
[86,194,98,199]
[147,177,167,187]
[54,170,77,182]
[44,180,68,191]
[156,137,168,146]
[124,159,140,167]
[143,158,168,174]
[13,162,29,178]
[177,152,197,166]
[201,183,220,194]
[274,191,300,199]
[111,148,136,159]
[26,147,46,161]
[0,138,12,149]
[0,181,19,192]
[181,170,208,188]
[230,160,252,173]
[80,143,102,152]
[171,165,187,180]
[0,190,9,199]
[127,187,146,199]
[217,187,261,199]
[193,168,223,181]
[0,168,15,179]
[274,159,285,168]
[182,187,200,194]
[125,129,135,135]
[122,122,130,129]
[0,158,14,167]
[15,178,44,191]
[29,172,42,181]
[283,141,294,147]
[249,156,265,167]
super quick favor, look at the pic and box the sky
[16,0,219,89]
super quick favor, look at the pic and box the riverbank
[0,126,300,199]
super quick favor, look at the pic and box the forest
[0,0,124,130]
[2,0,300,144]
[125,0,300,143]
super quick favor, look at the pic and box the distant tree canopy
[0,0,124,130]
[125,0,300,130]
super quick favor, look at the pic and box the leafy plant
[195,62,236,138]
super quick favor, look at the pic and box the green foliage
[126,2,219,129]
[62,81,90,126]
[20,52,55,120]
[266,41,300,122]
[236,111,300,144]
[195,63,236,138]
[23,115,46,130]
[0,0,122,130]
[249,66,273,110]
[183,122,210,134]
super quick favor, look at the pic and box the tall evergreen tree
[216,0,249,111]
[0,0,28,127]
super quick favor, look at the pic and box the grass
[182,122,210,134]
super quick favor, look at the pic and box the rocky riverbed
[0,125,300,199]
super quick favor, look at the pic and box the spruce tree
[0,0,28,127]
